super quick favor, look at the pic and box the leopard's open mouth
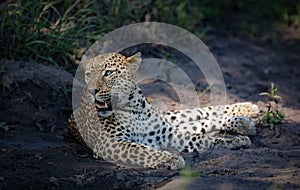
[95,96,118,117]
[95,99,112,112]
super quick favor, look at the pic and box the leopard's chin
[98,110,114,117]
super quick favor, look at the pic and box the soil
[0,37,299,190]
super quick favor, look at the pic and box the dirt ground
[0,37,299,190]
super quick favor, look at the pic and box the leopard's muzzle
[94,91,118,117]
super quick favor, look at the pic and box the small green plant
[262,106,285,130]
[259,83,282,103]
[178,167,202,189]
[259,83,286,129]
[180,167,202,179]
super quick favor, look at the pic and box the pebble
[49,176,59,187]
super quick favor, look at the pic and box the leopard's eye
[85,72,91,78]
[104,70,114,77]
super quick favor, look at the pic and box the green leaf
[259,92,271,97]
[0,122,7,127]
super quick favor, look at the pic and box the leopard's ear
[126,52,141,72]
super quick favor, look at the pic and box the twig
[52,0,81,29]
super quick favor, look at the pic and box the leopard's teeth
[96,102,108,108]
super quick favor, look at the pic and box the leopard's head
[83,52,141,117]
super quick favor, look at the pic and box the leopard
[67,52,259,170]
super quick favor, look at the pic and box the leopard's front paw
[236,116,257,135]
[226,116,257,135]
[157,153,185,170]
[234,135,251,149]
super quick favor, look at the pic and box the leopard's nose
[95,88,100,93]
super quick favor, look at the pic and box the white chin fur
[98,110,114,117]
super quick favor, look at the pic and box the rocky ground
[0,37,299,190]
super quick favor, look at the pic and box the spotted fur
[67,52,259,169]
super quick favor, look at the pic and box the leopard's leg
[171,119,220,135]
[67,113,86,145]
[165,107,210,125]
[93,139,185,170]
[170,130,251,153]
[172,114,256,136]
[165,102,258,124]
[220,102,259,117]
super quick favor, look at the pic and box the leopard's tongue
[96,102,109,109]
